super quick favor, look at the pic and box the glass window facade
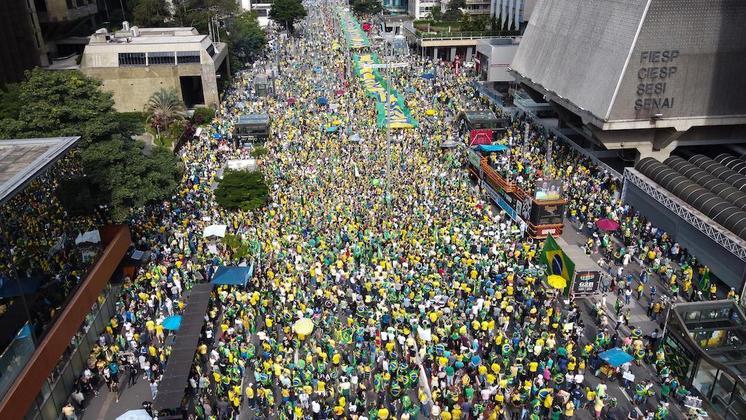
[177,51,201,64]
[148,51,175,65]
[118,52,146,66]
[667,301,746,420]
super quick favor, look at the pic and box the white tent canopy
[203,224,228,238]
[75,229,101,245]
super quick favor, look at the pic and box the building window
[118,52,146,66]
[177,51,201,64]
[206,44,215,57]
[148,51,175,65]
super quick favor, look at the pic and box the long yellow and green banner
[353,53,418,129]
[338,9,370,49]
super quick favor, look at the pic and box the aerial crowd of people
[0,1,731,420]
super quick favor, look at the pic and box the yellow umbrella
[425,109,436,116]
[547,275,567,290]
[293,318,314,336]
[332,119,342,126]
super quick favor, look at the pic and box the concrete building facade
[489,0,536,31]
[475,37,519,82]
[510,0,746,161]
[0,0,48,85]
[80,25,228,112]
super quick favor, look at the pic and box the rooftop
[0,137,81,205]
[88,26,207,46]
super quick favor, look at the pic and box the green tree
[173,0,238,33]
[81,136,182,221]
[0,68,182,220]
[133,0,172,27]
[269,0,307,33]
[429,8,443,22]
[443,0,464,21]
[351,0,383,16]
[215,170,269,211]
[144,88,186,136]
[228,12,266,62]
[470,14,490,31]
[0,69,120,145]
[0,84,21,120]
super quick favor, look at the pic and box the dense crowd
[33,2,726,420]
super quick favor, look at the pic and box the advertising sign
[530,201,565,226]
[534,179,563,201]
[469,129,493,146]
[572,270,601,296]
[467,149,482,169]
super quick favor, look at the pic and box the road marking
[620,388,643,416]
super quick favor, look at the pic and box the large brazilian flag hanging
[540,235,575,285]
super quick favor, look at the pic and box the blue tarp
[475,144,509,153]
[599,347,634,367]
[421,73,435,80]
[161,315,182,331]
[211,265,254,287]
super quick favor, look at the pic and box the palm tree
[144,88,185,136]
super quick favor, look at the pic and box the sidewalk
[561,224,687,419]
[80,374,152,420]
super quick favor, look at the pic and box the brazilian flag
[539,235,575,294]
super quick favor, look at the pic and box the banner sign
[467,149,481,169]
[572,270,601,296]
[469,129,493,146]
[353,53,418,129]
[534,179,563,201]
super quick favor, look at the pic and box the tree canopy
[133,0,172,27]
[215,170,269,211]
[173,0,238,33]
[81,136,182,221]
[351,0,383,16]
[0,69,182,221]
[228,12,267,62]
[269,0,307,33]
[0,68,120,146]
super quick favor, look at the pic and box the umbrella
[317,97,328,106]
[293,318,314,336]
[116,409,152,420]
[599,347,634,367]
[335,89,345,96]
[547,275,567,290]
[161,315,182,331]
[287,97,297,105]
[421,73,435,80]
[326,126,338,133]
[596,218,620,232]
[212,133,222,139]
[425,109,436,116]
[332,119,342,126]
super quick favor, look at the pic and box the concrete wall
[476,40,518,82]
[82,63,219,112]
[609,0,746,127]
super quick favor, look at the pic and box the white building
[489,0,537,31]
[240,0,273,27]
[80,25,228,111]
[408,0,440,20]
